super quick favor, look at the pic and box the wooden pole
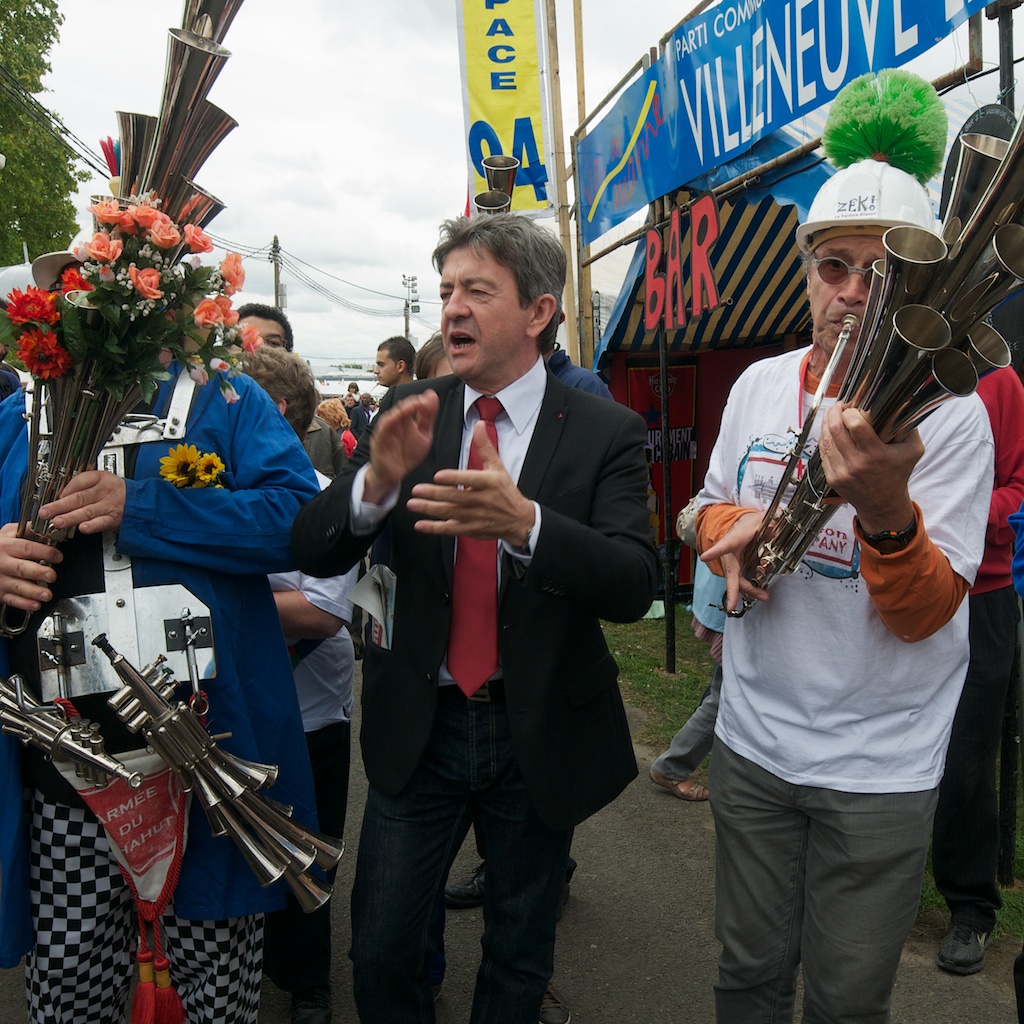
[544,0,578,357]
[572,0,594,368]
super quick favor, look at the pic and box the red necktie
[448,396,503,697]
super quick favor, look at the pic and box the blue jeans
[350,688,572,1024]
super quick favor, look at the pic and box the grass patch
[605,609,1024,942]
[603,610,715,750]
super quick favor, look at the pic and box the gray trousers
[710,741,937,1024]
[651,663,721,781]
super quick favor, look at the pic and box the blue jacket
[0,371,320,966]
[546,348,612,399]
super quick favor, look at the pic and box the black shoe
[292,984,332,1024]
[445,861,486,909]
[937,921,988,975]
[538,982,571,1024]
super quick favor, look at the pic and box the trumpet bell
[181,0,245,43]
[943,134,1010,247]
[284,864,334,914]
[966,322,1012,372]
[115,112,158,199]
[943,223,1024,326]
[473,190,512,216]
[142,28,232,202]
[482,154,519,197]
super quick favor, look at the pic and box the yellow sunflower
[159,443,199,487]
[195,451,225,487]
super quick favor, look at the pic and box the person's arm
[292,387,439,576]
[273,590,345,639]
[117,376,320,575]
[819,402,980,640]
[853,504,968,641]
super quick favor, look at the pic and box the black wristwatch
[862,518,917,555]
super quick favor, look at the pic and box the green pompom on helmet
[822,69,947,185]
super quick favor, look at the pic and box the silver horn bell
[95,634,343,913]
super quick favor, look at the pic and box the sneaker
[539,982,571,1024]
[937,921,988,975]
[445,861,486,909]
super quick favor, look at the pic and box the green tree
[0,1,87,267]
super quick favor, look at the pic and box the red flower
[60,266,92,294]
[17,328,72,379]
[6,286,59,326]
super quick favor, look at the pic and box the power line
[200,228,443,332]
[0,63,108,176]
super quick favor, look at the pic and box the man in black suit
[292,213,657,1024]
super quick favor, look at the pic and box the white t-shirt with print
[700,347,994,793]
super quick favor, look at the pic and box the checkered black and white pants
[25,791,264,1024]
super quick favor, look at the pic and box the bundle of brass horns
[113,0,245,228]
[728,119,1024,617]
[473,154,520,215]
[94,634,344,913]
[0,674,144,789]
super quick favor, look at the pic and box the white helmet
[796,158,938,253]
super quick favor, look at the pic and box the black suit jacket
[291,370,658,830]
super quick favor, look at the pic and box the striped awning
[595,91,983,369]
[595,192,813,369]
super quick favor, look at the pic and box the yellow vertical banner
[457,0,554,216]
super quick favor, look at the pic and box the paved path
[0,669,1019,1021]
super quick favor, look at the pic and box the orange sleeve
[695,504,760,577]
[855,503,970,643]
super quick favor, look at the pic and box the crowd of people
[3,74,1024,1024]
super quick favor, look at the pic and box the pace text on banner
[457,0,553,214]
[577,0,990,246]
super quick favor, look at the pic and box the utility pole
[271,235,281,308]
[402,274,419,339]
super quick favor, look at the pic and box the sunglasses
[811,255,876,286]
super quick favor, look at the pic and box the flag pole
[543,0,579,358]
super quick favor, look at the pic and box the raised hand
[406,420,536,548]
[363,390,440,504]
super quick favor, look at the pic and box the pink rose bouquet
[0,192,259,403]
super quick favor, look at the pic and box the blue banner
[577,0,989,246]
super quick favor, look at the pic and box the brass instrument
[95,635,343,913]
[0,673,143,789]
[473,155,520,215]
[0,3,243,639]
[727,120,1024,616]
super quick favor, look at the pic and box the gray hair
[432,214,565,354]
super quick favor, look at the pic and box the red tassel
[130,951,156,1024]
[153,956,184,1024]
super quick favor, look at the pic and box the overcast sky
[37,1,1024,376]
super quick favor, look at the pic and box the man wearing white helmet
[695,72,994,1021]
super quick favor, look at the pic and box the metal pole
[654,197,676,672]
[272,234,281,308]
